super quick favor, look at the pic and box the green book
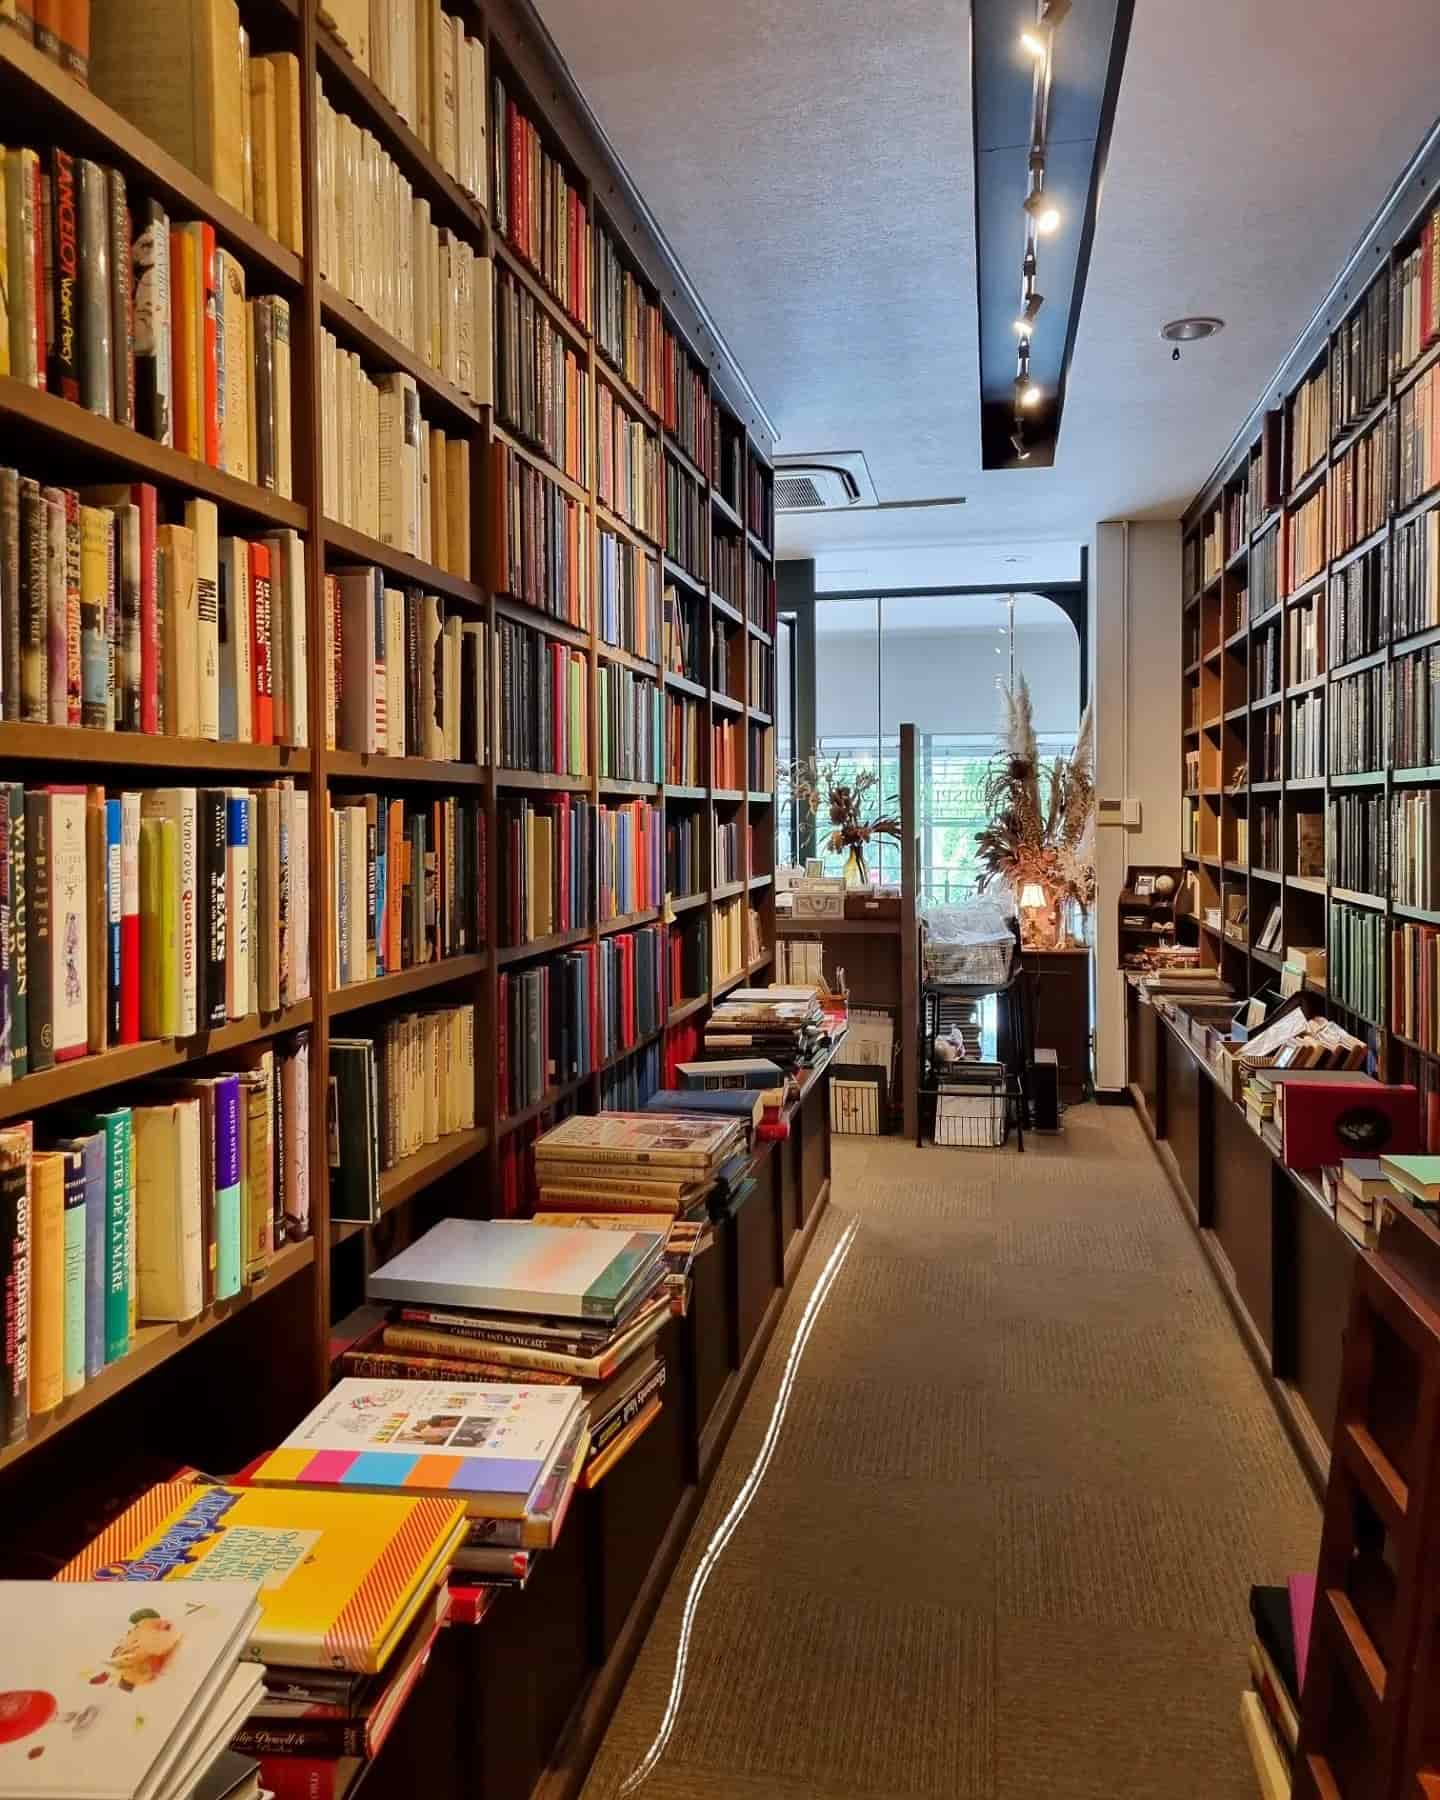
[60,1145,86,1397]
[97,1105,133,1360]
[1380,1155,1440,1206]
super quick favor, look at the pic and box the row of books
[594,226,663,416]
[712,618,741,700]
[495,616,588,775]
[324,0,490,210]
[489,441,589,629]
[1330,899,1385,1024]
[1227,483,1250,560]
[492,73,590,330]
[1393,789,1440,910]
[713,414,744,516]
[1,1035,308,1434]
[663,584,704,683]
[1287,594,1322,685]
[1332,272,1390,435]
[704,986,828,1066]
[1288,363,1330,488]
[319,347,475,580]
[1328,790,1385,895]
[1392,201,1440,376]
[329,1003,476,1223]
[1394,920,1440,1052]
[1329,540,1387,663]
[599,799,662,921]
[1328,417,1390,559]
[496,265,588,486]
[711,896,760,986]
[749,724,776,792]
[670,910,708,1002]
[1284,487,1326,594]
[1328,665,1383,774]
[498,792,594,947]
[748,549,776,634]
[1397,362,1440,512]
[1288,692,1324,780]
[1201,502,1223,585]
[1,480,303,746]
[711,525,744,609]
[748,458,774,549]
[597,530,659,663]
[715,817,742,886]
[664,455,706,582]
[666,811,702,898]
[664,327,710,480]
[325,792,485,989]
[597,386,661,541]
[1251,524,1279,616]
[1254,706,1281,780]
[596,663,661,784]
[1392,645,1440,769]
[2,782,310,1084]
[1251,621,1280,698]
[600,1034,663,1112]
[324,568,487,763]
[714,717,742,790]
[316,86,489,404]
[749,637,774,715]
[666,691,704,787]
[1249,425,1279,531]
[1394,505,1440,641]
[3,146,293,488]
[1225,581,1248,639]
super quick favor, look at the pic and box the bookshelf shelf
[492,596,590,651]
[713,879,746,901]
[491,238,589,358]
[594,500,652,555]
[711,691,743,715]
[714,788,745,803]
[1329,771,1384,789]
[669,891,708,914]
[328,955,488,1019]
[326,751,487,787]
[318,283,481,428]
[748,621,773,646]
[0,1235,316,1478]
[322,519,483,609]
[594,358,660,435]
[1394,903,1440,926]
[490,420,590,507]
[0,1000,315,1127]
[667,784,709,802]
[710,593,743,627]
[0,376,308,530]
[746,530,773,561]
[377,1127,489,1217]
[314,25,487,244]
[776,917,902,938]
[596,1025,664,1077]
[1288,875,1327,895]
[597,642,661,679]
[0,724,312,774]
[666,439,708,491]
[598,776,663,797]
[1391,768,1440,786]
[497,1075,588,1137]
[711,491,743,531]
[750,874,774,889]
[664,673,707,700]
[0,34,303,288]
[664,556,707,599]
[495,926,595,966]
[598,908,662,937]
[496,769,593,793]
[668,994,709,1027]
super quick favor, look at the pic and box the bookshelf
[0,0,778,1504]
[1180,142,1440,1114]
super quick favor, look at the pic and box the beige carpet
[580,1106,1321,1799]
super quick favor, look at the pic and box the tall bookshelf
[1180,142,1440,1121]
[0,0,777,1501]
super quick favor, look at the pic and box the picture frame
[1134,874,1156,897]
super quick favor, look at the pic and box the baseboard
[1093,1086,1133,1107]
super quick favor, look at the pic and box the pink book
[1289,1573,1316,1693]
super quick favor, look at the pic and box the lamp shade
[1019,883,1047,908]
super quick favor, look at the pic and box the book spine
[7,787,25,1082]
[81,1133,103,1380]
[133,198,172,447]
[108,167,134,429]
[102,1109,130,1362]
[29,1150,62,1412]
[60,1147,85,1396]
[233,1720,369,1760]
[46,148,79,402]
[24,788,52,1072]
[77,158,112,417]
[0,1129,30,1443]
[214,1074,241,1299]
[19,478,47,722]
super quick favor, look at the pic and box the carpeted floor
[580,1105,1321,1800]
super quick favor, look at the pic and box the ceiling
[530,0,1440,566]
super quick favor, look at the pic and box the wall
[814,617,1082,740]
[1090,521,1183,1092]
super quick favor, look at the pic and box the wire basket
[924,936,1013,987]
[933,1087,1008,1148]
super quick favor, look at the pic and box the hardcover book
[59,1480,466,1675]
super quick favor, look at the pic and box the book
[60,1480,467,1675]
[0,1580,262,1800]
[252,1378,586,1519]
[533,1111,746,1170]
[0,1123,31,1441]
[1379,1154,1440,1206]
[28,1146,64,1412]
[367,1216,666,1321]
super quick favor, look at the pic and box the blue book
[213,1074,242,1300]
[59,1146,86,1396]
[56,1129,106,1381]
[105,798,123,1045]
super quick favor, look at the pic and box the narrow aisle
[581,1107,1322,1800]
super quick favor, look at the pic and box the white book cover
[292,788,311,1004]
[376,374,420,557]
[278,530,307,748]
[253,1379,584,1518]
[185,502,220,743]
[0,1580,260,1800]
[226,790,251,1021]
[134,1096,203,1321]
[246,795,259,1020]
[385,587,404,756]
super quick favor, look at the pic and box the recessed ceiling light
[1160,316,1225,343]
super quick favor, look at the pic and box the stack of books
[1241,1577,1313,1798]
[348,1213,675,1523]
[532,1111,751,1225]
[703,987,830,1068]
[57,1477,468,1793]
[1,1580,266,1800]
[1319,1157,1393,1247]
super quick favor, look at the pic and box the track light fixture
[1040,0,1070,24]
[1019,27,1046,56]
[1015,291,1044,333]
[1008,1,1067,466]
[1023,189,1060,235]
[1010,428,1031,461]
[1014,379,1041,410]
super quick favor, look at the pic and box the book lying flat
[366,1216,666,1321]
[531,1112,745,1169]
[58,1482,467,1674]
[1380,1154,1440,1204]
[0,1580,261,1800]
[252,1379,586,1520]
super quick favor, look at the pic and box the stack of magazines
[703,987,831,1067]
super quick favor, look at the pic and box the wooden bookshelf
[0,0,777,1540]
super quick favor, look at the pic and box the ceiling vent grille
[773,452,877,511]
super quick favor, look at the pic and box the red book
[47,148,80,404]
[249,538,274,743]
[198,222,218,467]
[1278,1079,1421,1171]
[258,1758,353,1800]
[445,1584,498,1629]
[508,100,524,258]
[556,791,570,932]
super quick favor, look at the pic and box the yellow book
[58,1480,467,1674]
[139,815,178,1039]
[248,54,278,241]
[445,436,470,579]
[170,224,200,460]
[28,1149,65,1415]
[264,52,304,255]
[219,251,249,482]
[158,522,199,738]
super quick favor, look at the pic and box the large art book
[366,1216,665,1320]
[251,1379,585,1519]
[57,1481,467,1674]
[533,1111,744,1168]
[0,1580,261,1800]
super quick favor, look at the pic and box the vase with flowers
[974,678,1095,948]
[784,754,902,887]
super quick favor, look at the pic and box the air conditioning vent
[774,451,878,511]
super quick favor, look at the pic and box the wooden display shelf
[667,438,709,491]
[747,530,773,560]
[0,1000,315,1126]
[664,672,707,700]
[495,769,593,793]
[327,751,486,786]
[328,954,488,1018]
[666,784,708,801]
[713,879,746,900]
[0,723,312,774]
[668,994,708,1027]
[597,777,661,797]
[498,1075,587,1136]
[664,556,707,599]
[323,518,484,609]
[492,596,591,651]
[710,592,743,627]
[669,891,708,914]
[0,34,302,288]
[0,1235,315,1477]
[596,641,661,678]
[0,375,308,529]
[598,908,662,936]
[495,926,594,966]
[319,282,481,427]
[593,356,661,434]
[710,690,743,715]
[594,500,655,555]
[711,490,743,531]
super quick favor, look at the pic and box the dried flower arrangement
[783,753,901,887]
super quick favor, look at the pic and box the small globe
[1153,874,1176,896]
